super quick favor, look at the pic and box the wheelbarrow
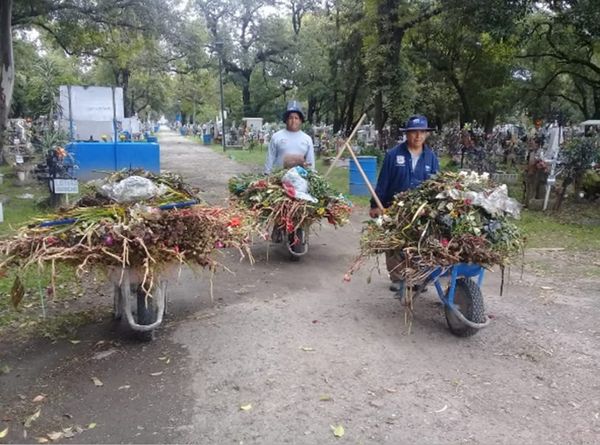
[271,224,309,261]
[411,263,491,337]
[112,267,168,342]
[38,200,199,341]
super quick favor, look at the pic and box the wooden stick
[324,113,367,178]
[344,140,385,211]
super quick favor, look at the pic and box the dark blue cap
[401,115,434,132]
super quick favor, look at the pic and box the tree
[362,0,441,134]
[0,0,14,161]
[520,4,600,120]
[410,14,521,131]
[194,0,294,117]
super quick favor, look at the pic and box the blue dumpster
[203,134,212,145]
[349,156,377,196]
[66,141,160,181]
[146,136,158,143]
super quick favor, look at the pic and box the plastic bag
[281,167,318,203]
[98,176,167,203]
[464,184,521,218]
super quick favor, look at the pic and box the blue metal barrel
[349,156,377,196]
[203,134,212,145]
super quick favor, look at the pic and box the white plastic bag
[98,176,167,202]
[281,167,318,203]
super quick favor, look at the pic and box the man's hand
[369,207,382,218]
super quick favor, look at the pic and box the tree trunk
[593,87,600,120]
[483,111,496,134]
[449,74,471,126]
[307,96,317,124]
[0,0,14,164]
[344,76,361,136]
[242,80,251,117]
[122,69,131,117]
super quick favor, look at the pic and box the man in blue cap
[264,100,315,174]
[369,115,440,294]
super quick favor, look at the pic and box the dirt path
[1,130,599,444]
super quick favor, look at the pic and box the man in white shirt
[264,101,315,174]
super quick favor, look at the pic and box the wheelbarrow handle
[38,218,78,227]
[37,200,199,227]
[158,200,199,210]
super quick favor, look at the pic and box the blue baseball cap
[401,115,434,132]
[283,100,305,122]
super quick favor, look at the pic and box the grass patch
[0,166,52,236]
[0,265,90,337]
[517,202,600,251]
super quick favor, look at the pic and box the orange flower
[228,216,241,228]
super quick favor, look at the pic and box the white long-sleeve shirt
[264,129,315,174]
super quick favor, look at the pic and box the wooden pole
[344,140,384,211]
[324,113,367,178]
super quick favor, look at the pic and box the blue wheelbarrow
[412,263,491,337]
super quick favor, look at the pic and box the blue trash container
[349,156,377,196]
[203,134,212,145]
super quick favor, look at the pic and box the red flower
[228,216,242,228]
[282,181,296,198]
[440,238,449,248]
[45,236,59,246]
[174,245,180,254]
[253,179,268,189]
[464,198,472,206]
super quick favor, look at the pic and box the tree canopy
[2,0,599,151]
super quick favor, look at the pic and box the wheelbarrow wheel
[288,228,307,261]
[136,285,157,342]
[444,278,485,337]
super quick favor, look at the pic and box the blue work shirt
[370,142,440,208]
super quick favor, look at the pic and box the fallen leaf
[23,303,34,308]
[150,372,163,377]
[47,431,63,441]
[10,276,25,308]
[36,438,49,444]
[434,404,448,413]
[0,427,8,438]
[87,423,97,430]
[24,409,41,428]
[319,395,333,402]
[118,385,130,390]
[166,358,171,364]
[69,340,81,345]
[61,426,76,438]
[91,377,103,387]
[300,347,315,352]
[158,356,168,361]
[32,395,46,403]
[240,404,252,411]
[0,365,10,375]
[540,286,554,291]
[331,424,345,437]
